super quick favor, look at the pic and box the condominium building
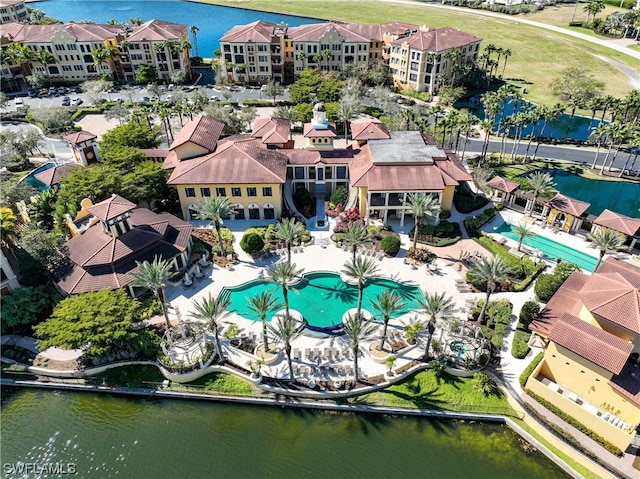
[388,27,482,95]
[0,19,190,86]
[0,0,27,24]
[219,20,424,85]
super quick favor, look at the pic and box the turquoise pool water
[493,222,598,272]
[224,272,422,330]
[540,169,640,217]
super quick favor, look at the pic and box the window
[232,187,241,197]
[264,208,275,219]
[258,55,268,62]
[215,187,226,197]
[262,187,272,197]
[185,187,196,197]
[258,44,267,52]
[200,187,211,197]
[336,166,347,179]
[294,167,305,179]
[249,207,260,220]
[247,187,257,197]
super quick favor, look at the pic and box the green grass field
[196,0,638,106]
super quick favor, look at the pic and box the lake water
[1,387,571,478]
[33,0,321,58]
[542,169,640,217]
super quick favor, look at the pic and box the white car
[70,97,83,106]
[14,98,24,106]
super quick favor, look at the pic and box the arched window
[234,203,245,220]
[263,202,275,220]
[248,202,260,220]
[187,203,199,221]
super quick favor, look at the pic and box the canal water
[34,0,321,58]
[1,388,570,478]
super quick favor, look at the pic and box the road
[464,137,637,174]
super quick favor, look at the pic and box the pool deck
[166,224,483,382]
[485,209,608,271]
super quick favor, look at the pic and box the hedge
[519,352,543,388]
[534,262,581,302]
[240,231,264,255]
[464,208,495,237]
[470,299,512,348]
[410,221,462,246]
[511,330,530,359]
[526,391,623,456]
[519,300,541,329]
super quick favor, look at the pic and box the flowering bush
[325,202,343,218]
[333,207,364,233]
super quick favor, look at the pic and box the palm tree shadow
[311,279,359,303]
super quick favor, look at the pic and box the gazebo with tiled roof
[486,175,520,206]
[63,130,99,166]
[594,209,640,251]
[544,193,591,234]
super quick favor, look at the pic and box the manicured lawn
[351,369,512,415]
[525,3,627,30]
[493,158,633,182]
[182,371,258,395]
[198,0,638,106]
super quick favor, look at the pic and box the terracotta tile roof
[87,194,136,221]
[608,361,640,406]
[0,0,25,7]
[1,22,24,40]
[54,206,192,295]
[170,115,223,153]
[598,257,640,288]
[487,175,520,193]
[64,130,96,144]
[34,163,80,187]
[530,271,587,336]
[126,19,186,42]
[289,22,372,43]
[161,151,180,170]
[220,20,277,43]
[8,22,121,44]
[350,120,390,141]
[546,193,590,217]
[141,148,169,159]
[303,123,337,138]
[167,138,287,185]
[437,154,472,182]
[579,271,640,334]
[594,209,640,237]
[251,117,290,145]
[391,27,481,52]
[549,313,633,374]
[285,147,361,165]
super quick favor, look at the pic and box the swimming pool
[223,271,422,331]
[493,222,598,272]
[19,162,55,191]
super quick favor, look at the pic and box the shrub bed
[410,220,462,246]
[464,208,495,237]
[471,299,512,348]
[453,183,490,214]
[511,330,530,359]
[240,231,264,256]
[534,262,581,302]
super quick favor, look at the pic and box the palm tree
[513,222,536,252]
[190,25,200,58]
[91,46,110,77]
[468,254,512,324]
[189,292,231,364]
[342,256,379,320]
[336,99,361,140]
[342,223,372,263]
[589,123,609,170]
[273,106,298,140]
[370,290,406,352]
[417,291,455,360]
[500,48,512,79]
[404,192,441,252]
[267,311,302,383]
[584,0,605,23]
[273,217,305,265]
[342,311,378,382]
[130,256,174,329]
[267,261,304,324]
[526,171,556,217]
[588,228,625,271]
[197,197,236,257]
[246,291,281,353]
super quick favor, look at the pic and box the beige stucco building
[527,258,640,451]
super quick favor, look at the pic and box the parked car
[57,87,66,95]
[27,89,38,98]
[167,84,175,91]
[70,97,83,106]
[141,96,150,103]
[49,86,57,95]
[209,95,219,101]
[15,98,24,106]
[61,96,71,106]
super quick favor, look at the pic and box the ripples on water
[1,388,570,478]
